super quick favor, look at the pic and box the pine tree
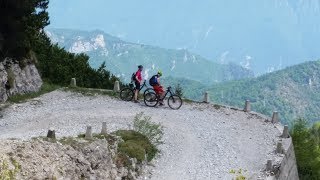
[0,0,49,59]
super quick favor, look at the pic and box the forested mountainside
[209,60,320,125]
[46,28,254,84]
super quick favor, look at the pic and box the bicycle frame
[138,81,147,92]
[131,80,148,92]
[158,87,174,101]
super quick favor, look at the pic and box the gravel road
[0,90,282,179]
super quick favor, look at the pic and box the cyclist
[134,65,143,103]
[149,71,165,106]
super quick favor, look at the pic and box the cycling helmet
[157,70,162,76]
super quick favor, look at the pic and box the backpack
[149,75,158,86]
[131,72,137,82]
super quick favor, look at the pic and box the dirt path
[0,90,281,179]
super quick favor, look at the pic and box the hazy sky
[48,0,320,73]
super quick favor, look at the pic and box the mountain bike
[120,80,154,101]
[144,86,183,110]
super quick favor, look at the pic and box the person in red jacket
[134,65,143,103]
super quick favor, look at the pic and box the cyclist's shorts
[153,85,164,94]
[135,81,141,90]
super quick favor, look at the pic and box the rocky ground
[0,137,141,180]
[0,90,282,179]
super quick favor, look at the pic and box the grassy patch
[8,83,60,103]
[64,86,118,98]
[0,158,21,179]
[229,169,248,180]
[183,98,195,104]
[92,133,117,145]
[213,104,221,110]
[77,133,118,146]
[58,137,80,146]
[115,130,158,162]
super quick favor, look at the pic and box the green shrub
[133,112,164,145]
[77,134,85,138]
[115,130,158,162]
[229,169,248,180]
[291,118,320,179]
[118,140,146,162]
[76,131,157,162]
[175,84,184,97]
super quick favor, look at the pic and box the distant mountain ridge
[48,0,320,74]
[209,60,320,124]
[167,60,320,124]
[46,28,254,84]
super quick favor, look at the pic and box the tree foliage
[174,84,183,97]
[33,30,121,89]
[0,0,49,59]
[291,118,320,179]
[207,60,320,125]
[0,0,121,89]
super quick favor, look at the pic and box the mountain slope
[46,28,253,84]
[48,0,320,74]
[208,60,320,124]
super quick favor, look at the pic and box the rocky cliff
[0,58,42,102]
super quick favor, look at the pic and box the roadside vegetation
[64,86,118,98]
[174,84,184,98]
[8,83,60,103]
[39,112,163,166]
[229,169,248,180]
[291,118,320,179]
[113,112,164,163]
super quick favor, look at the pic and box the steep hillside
[209,60,320,124]
[46,28,253,84]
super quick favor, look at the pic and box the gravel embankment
[0,90,282,179]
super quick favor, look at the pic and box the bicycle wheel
[143,88,154,96]
[120,88,134,101]
[168,95,183,110]
[144,92,158,107]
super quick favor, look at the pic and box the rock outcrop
[0,58,42,102]
[0,138,143,180]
